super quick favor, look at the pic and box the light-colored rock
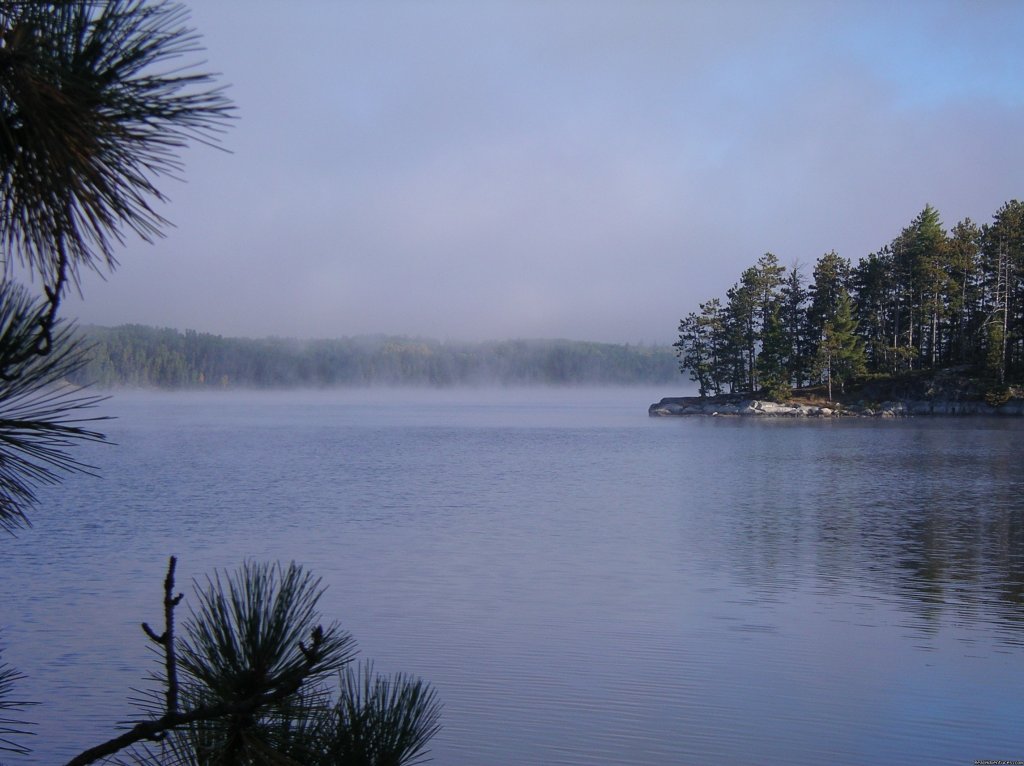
[649,394,1024,418]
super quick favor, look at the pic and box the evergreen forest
[70,326,679,388]
[674,201,1024,401]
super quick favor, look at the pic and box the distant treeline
[68,325,677,388]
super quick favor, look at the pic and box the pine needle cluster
[104,561,442,766]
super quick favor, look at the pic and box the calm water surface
[1,388,1023,765]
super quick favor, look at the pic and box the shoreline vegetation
[69,324,678,388]
[650,369,1024,417]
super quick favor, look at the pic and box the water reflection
[685,419,1024,645]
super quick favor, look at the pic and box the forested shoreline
[675,200,1024,401]
[68,325,677,388]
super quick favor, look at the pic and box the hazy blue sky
[65,0,1024,344]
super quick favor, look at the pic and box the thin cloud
[65,0,1024,343]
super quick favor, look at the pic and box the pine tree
[779,265,809,387]
[675,299,730,397]
[756,303,792,402]
[851,248,895,373]
[699,298,729,395]
[675,312,713,396]
[946,218,983,365]
[814,290,866,400]
[724,278,757,392]
[981,201,1024,382]
[908,205,950,368]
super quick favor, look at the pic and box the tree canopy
[675,201,1024,398]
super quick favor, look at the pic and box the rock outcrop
[649,397,835,417]
[648,395,1024,418]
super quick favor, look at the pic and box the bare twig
[140,556,184,716]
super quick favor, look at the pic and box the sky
[64,0,1024,344]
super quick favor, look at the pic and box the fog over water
[3,389,1023,765]
[62,0,1024,344]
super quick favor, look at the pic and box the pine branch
[66,620,332,766]
[66,559,353,766]
[64,644,328,766]
[0,0,235,286]
[0,646,35,756]
[0,280,109,533]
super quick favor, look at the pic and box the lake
[1,388,1023,765]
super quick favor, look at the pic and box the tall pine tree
[814,290,866,400]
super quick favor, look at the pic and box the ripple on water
[2,392,1023,765]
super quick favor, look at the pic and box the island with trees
[653,201,1024,417]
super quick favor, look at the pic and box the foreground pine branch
[63,558,440,766]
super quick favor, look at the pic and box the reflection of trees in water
[885,458,1024,636]
[920,504,1022,619]
[705,427,1024,641]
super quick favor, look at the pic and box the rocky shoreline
[649,395,1024,418]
